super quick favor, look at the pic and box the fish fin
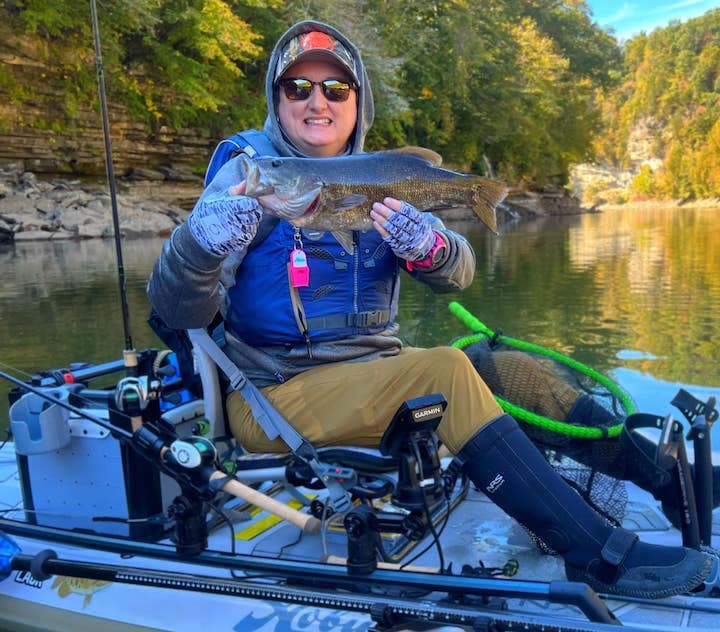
[422,202,455,212]
[470,177,509,234]
[386,146,443,166]
[330,194,367,212]
[331,230,355,252]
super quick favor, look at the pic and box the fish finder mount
[379,393,447,511]
[344,394,449,574]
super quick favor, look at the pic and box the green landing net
[449,301,635,440]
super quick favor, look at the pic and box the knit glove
[381,201,435,262]
[188,194,263,256]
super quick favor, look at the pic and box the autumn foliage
[1,1,718,197]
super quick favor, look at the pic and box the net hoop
[448,301,635,439]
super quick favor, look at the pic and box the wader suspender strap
[287,272,312,359]
[186,328,354,513]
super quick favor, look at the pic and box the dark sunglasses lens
[280,78,353,102]
[283,79,313,100]
[321,80,351,102]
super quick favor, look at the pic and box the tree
[592,8,720,198]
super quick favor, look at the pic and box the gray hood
[263,20,374,157]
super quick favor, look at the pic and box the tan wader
[227,346,503,455]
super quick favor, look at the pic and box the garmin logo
[412,406,443,421]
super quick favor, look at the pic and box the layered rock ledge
[0,163,200,243]
[0,161,592,245]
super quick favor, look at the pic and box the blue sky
[585,0,718,40]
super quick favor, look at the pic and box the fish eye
[271,159,282,168]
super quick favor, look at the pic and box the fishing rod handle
[211,472,321,535]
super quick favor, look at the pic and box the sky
[585,0,719,41]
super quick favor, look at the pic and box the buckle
[351,310,386,327]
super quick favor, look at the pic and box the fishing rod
[89,0,136,373]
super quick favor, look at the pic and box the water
[1,206,719,444]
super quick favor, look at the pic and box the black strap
[596,528,638,583]
[305,309,390,331]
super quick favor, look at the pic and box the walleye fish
[240,147,507,250]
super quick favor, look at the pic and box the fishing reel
[129,423,222,555]
[115,375,160,417]
[167,436,218,472]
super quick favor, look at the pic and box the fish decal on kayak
[51,575,111,608]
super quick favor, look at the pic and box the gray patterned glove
[381,201,435,261]
[188,194,263,256]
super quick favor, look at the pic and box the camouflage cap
[275,30,358,84]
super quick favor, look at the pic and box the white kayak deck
[0,441,719,632]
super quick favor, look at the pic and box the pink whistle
[289,248,310,287]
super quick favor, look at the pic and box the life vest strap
[306,309,390,330]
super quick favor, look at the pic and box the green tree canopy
[595,8,720,199]
[2,0,621,186]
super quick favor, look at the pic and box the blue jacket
[226,220,398,346]
[205,130,399,347]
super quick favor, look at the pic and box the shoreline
[2,163,718,244]
[596,198,720,211]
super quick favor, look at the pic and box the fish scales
[312,175,486,232]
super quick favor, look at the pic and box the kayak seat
[185,328,400,491]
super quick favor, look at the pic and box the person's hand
[188,181,263,255]
[370,197,435,261]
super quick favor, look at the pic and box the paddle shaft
[11,552,635,632]
[5,544,621,627]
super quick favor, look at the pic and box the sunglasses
[278,77,356,102]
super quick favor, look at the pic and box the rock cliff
[0,29,217,178]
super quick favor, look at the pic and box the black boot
[566,396,720,527]
[457,414,713,599]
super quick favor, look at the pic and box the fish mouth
[241,155,274,197]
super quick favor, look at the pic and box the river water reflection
[1,205,719,440]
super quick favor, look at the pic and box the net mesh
[461,337,630,550]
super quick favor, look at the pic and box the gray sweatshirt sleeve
[147,222,227,329]
[408,217,476,292]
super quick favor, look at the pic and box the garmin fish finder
[379,393,447,511]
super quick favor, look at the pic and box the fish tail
[469,177,508,234]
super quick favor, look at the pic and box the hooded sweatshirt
[147,20,476,387]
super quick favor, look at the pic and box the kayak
[0,325,718,632]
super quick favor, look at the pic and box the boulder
[0,163,193,242]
